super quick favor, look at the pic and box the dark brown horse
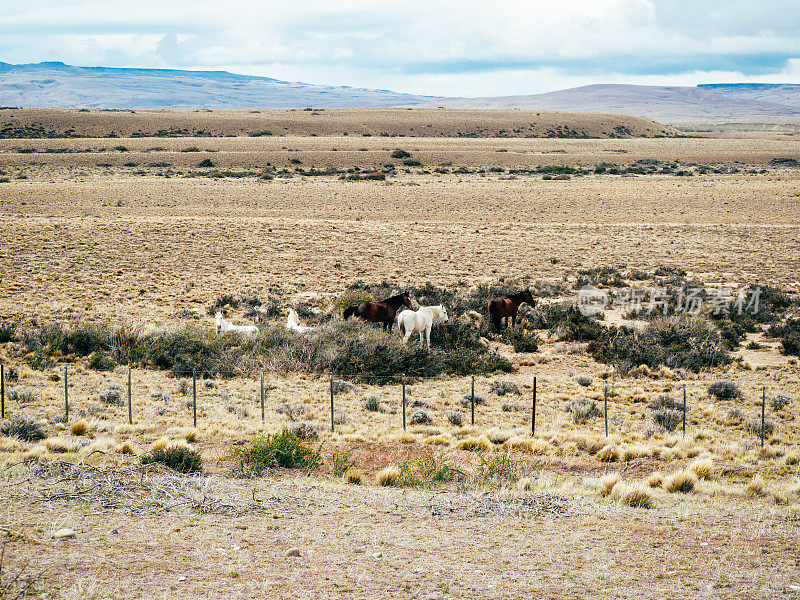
[343,292,413,331]
[488,289,534,331]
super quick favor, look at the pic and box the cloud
[2,0,800,95]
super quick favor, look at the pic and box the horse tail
[398,316,405,336]
[343,304,357,320]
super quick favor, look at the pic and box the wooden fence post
[471,375,475,426]
[64,365,68,422]
[531,376,537,436]
[192,369,197,428]
[402,374,406,431]
[127,367,132,425]
[330,373,335,432]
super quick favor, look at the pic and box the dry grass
[664,470,697,493]
[376,465,400,487]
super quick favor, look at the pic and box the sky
[2,0,800,96]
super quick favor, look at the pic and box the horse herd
[215,289,535,350]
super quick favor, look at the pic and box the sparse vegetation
[233,430,321,476]
[1,414,46,441]
[141,446,202,473]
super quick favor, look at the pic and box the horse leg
[425,324,432,350]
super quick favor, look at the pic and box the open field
[1,110,800,598]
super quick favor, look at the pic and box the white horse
[285,308,314,333]
[215,311,258,336]
[396,305,448,349]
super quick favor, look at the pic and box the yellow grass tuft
[746,474,765,497]
[184,429,198,443]
[597,444,620,463]
[516,477,534,492]
[0,437,22,453]
[424,434,451,446]
[344,468,362,485]
[151,437,169,451]
[689,458,714,480]
[376,465,400,487]
[70,420,89,436]
[397,432,417,444]
[458,435,491,452]
[665,469,696,493]
[614,483,656,509]
[600,473,621,497]
[115,441,135,455]
[784,452,800,466]
[647,472,664,488]
[772,491,786,505]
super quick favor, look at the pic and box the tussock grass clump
[689,458,714,480]
[596,444,620,463]
[784,452,800,466]
[664,469,696,493]
[290,421,318,441]
[344,468,363,485]
[141,446,202,473]
[233,430,321,477]
[115,441,135,455]
[746,474,765,497]
[489,380,521,396]
[600,473,620,497]
[726,406,744,424]
[1,414,46,441]
[566,398,602,424]
[708,380,741,400]
[70,420,89,436]
[363,394,381,412]
[615,484,655,508]
[447,411,464,426]
[376,465,400,487]
[575,374,593,387]
[647,472,663,488]
[458,435,491,452]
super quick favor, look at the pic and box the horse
[488,289,534,331]
[215,311,259,336]
[285,308,314,333]
[343,292,413,331]
[396,305,449,349]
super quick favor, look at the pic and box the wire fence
[0,362,785,448]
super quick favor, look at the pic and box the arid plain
[1,108,799,599]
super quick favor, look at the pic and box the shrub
[689,458,714,480]
[276,402,306,421]
[597,444,620,462]
[664,470,696,493]
[376,465,400,486]
[141,446,202,473]
[0,322,15,343]
[575,374,592,387]
[233,430,321,476]
[99,384,123,405]
[390,149,411,159]
[331,379,356,395]
[398,453,459,487]
[771,318,800,356]
[8,388,39,404]
[531,305,605,342]
[70,420,89,436]
[334,289,373,313]
[447,411,463,426]
[566,398,602,424]
[489,380,521,396]
[402,159,421,167]
[708,380,741,400]
[651,408,682,431]
[771,394,790,411]
[470,453,519,487]
[458,435,491,452]
[589,316,731,373]
[88,351,116,371]
[504,328,539,353]
[290,421,318,441]
[363,394,381,412]
[726,406,744,424]
[461,391,488,406]
[1,414,46,441]
[409,409,431,425]
[746,418,775,437]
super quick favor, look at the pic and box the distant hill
[434,84,800,123]
[2,61,800,124]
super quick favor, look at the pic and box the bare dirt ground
[1,111,800,599]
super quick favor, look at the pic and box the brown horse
[343,292,413,331]
[488,289,534,331]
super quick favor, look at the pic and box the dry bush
[98,384,123,405]
[600,473,620,497]
[376,465,400,487]
[1,414,46,441]
[8,388,39,404]
[726,406,744,424]
[708,380,741,400]
[771,394,790,411]
[70,420,89,436]
[566,398,602,424]
[665,469,696,493]
[363,394,381,412]
[746,418,775,437]
[458,435,491,452]
[689,458,714,480]
[461,392,488,406]
[290,421,319,441]
[489,380,521,396]
[746,474,765,497]
[575,374,593,387]
[409,410,431,425]
[447,411,464,426]
[597,444,620,463]
[647,472,663,488]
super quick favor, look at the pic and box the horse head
[523,289,535,305]
[214,310,224,333]
[437,305,449,322]
[400,292,413,309]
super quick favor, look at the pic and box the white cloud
[2,0,800,95]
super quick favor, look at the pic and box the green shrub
[141,447,202,473]
[233,430,321,476]
[769,318,800,356]
[469,453,520,488]
[390,149,411,159]
[88,351,116,371]
[503,328,540,352]
[0,322,15,343]
[530,305,604,341]
[589,316,730,373]
[707,380,741,400]
[334,289,373,313]
[198,158,214,167]
[398,452,460,487]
